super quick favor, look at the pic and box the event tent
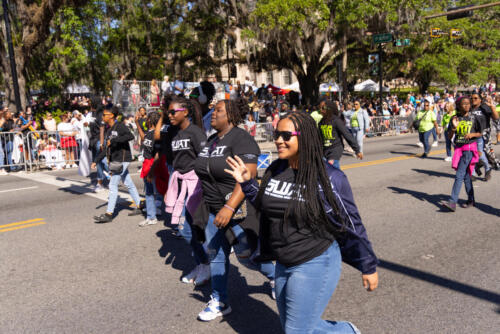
[354,79,389,92]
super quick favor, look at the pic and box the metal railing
[0,132,29,172]
[367,116,413,136]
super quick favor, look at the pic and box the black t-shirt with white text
[194,126,260,213]
[141,129,159,160]
[160,124,178,165]
[171,124,207,174]
[471,103,492,132]
[260,166,333,267]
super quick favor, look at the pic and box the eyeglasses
[273,130,300,141]
[471,97,480,100]
[102,113,113,117]
[167,108,186,116]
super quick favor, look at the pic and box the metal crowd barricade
[119,80,164,115]
[254,122,275,143]
[27,131,80,171]
[0,131,29,172]
[368,116,393,135]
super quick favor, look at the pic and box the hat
[72,110,81,116]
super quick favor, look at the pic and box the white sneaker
[444,156,452,162]
[198,296,232,322]
[194,264,210,286]
[416,142,423,148]
[0,169,8,175]
[138,218,158,227]
[432,141,438,147]
[65,164,71,169]
[71,164,78,168]
[270,279,276,300]
[94,184,104,192]
[181,265,199,284]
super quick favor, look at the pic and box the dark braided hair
[222,98,248,126]
[320,100,340,125]
[169,96,203,128]
[146,110,161,129]
[256,112,347,238]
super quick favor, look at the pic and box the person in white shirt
[173,74,185,96]
[130,79,141,106]
[58,114,78,168]
[161,75,172,96]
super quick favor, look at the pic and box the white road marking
[0,186,39,194]
[13,173,142,203]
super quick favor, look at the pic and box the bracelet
[224,204,235,212]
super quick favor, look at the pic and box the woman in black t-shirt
[163,97,210,285]
[194,98,275,322]
[319,100,362,169]
[226,112,378,333]
[443,96,483,212]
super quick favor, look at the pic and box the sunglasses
[167,108,186,116]
[273,130,300,141]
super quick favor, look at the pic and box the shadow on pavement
[388,186,500,217]
[412,168,455,178]
[393,143,420,148]
[389,151,443,160]
[378,259,500,307]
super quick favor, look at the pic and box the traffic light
[447,5,473,20]
[430,28,443,38]
[450,29,462,38]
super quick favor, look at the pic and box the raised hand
[225,155,251,183]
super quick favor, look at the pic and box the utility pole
[378,44,383,108]
[2,0,22,113]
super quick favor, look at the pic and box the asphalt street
[0,133,499,334]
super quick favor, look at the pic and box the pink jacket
[164,170,203,225]
[452,141,479,176]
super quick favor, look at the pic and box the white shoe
[138,218,158,227]
[416,142,423,148]
[94,184,104,193]
[65,164,71,169]
[71,164,78,168]
[0,169,8,175]
[444,156,452,162]
[198,296,232,322]
[432,141,438,147]
[194,264,210,286]
[181,265,199,284]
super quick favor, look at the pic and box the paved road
[1,134,499,334]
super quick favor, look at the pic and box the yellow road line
[0,218,44,229]
[0,221,46,233]
[341,149,446,170]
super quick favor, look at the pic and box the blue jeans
[419,130,432,154]
[275,242,360,334]
[144,179,157,220]
[431,127,437,141]
[445,132,453,157]
[476,137,490,173]
[205,212,275,303]
[106,162,141,214]
[450,150,474,204]
[5,140,14,169]
[351,128,364,153]
[94,141,109,181]
[179,207,208,265]
[0,141,5,169]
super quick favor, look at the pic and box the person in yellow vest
[416,100,440,158]
[342,100,370,153]
[440,102,456,162]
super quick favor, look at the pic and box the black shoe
[470,175,477,181]
[128,208,143,216]
[421,153,428,158]
[474,163,483,176]
[460,200,476,208]
[94,213,113,223]
[443,201,456,212]
[485,169,492,181]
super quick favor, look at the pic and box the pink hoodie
[164,170,203,225]
[451,141,479,176]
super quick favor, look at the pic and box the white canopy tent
[66,83,91,94]
[319,82,341,92]
[354,79,389,92]
[283,81,300,91]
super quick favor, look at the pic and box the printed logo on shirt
[172,139,191,151]
[199,145,227,158]
[243,153,256,160]
[143,138,153,148]
[265,179,303,200]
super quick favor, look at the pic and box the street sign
[450,29,462,38]
[368,53,379,64]
[373,33,393,44]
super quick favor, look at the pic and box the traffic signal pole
[378,44,383,108]
[2,0,22,113]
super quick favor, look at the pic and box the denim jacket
[343,108,370,132]
[240,161,378,274]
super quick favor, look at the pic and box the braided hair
[146,110,161,129]
[169,96,203,128]
[256,112,347,238]
[222,98,248,126]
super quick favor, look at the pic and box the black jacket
[95,121,134,163]
[320,116,360,160]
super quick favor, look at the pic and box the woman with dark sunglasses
[92,105,142,223]
[193,98,275,321]
[162,96,210,285]
[225,112,378,333]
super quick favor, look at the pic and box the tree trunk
[341,32,348,105]
[297,74,319,107]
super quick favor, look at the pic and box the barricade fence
[0,116,424,173]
